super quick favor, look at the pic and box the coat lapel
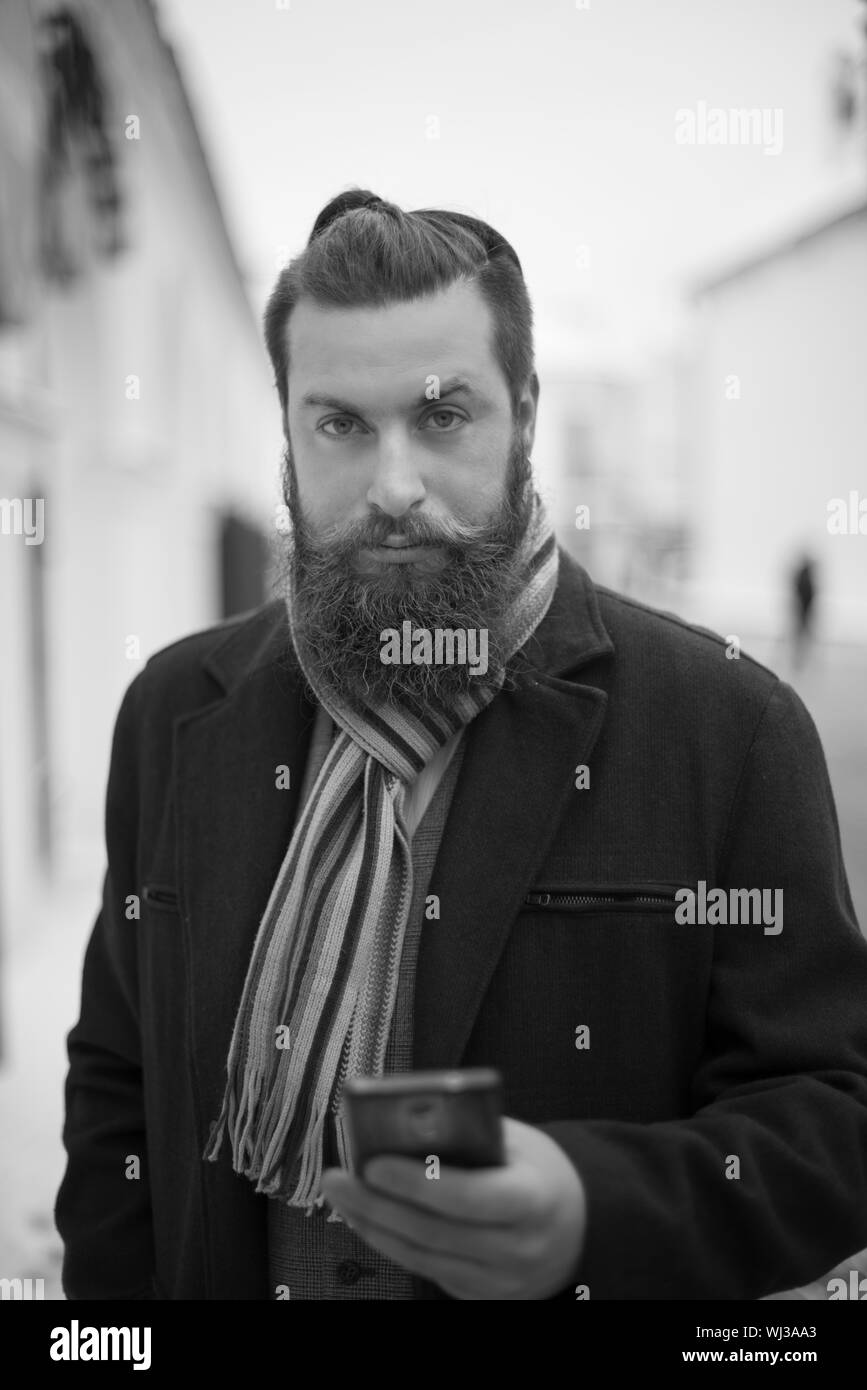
[174,604,314,1297]
[412,674,609,1072]
[413,551,614,1069]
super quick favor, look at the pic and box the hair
[263,188,534,423]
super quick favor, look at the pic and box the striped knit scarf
[204,491,558,1209]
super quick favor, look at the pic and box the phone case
[342,1068,505,1170]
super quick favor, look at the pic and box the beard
[274,431,537,716]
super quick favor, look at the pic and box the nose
[365,432,426,520]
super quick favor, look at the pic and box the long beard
[275,433,536,715]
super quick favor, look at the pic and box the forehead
[285,279,506,407]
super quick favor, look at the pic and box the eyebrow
[300,377,479,413]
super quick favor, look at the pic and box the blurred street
[1,634,865,1301]
[748,636,867,927]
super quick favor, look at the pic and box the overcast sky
[156,0,866,369]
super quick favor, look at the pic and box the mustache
[295,509,496,556]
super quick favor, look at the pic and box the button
[336,1260,362,1285]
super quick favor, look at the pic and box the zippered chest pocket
[523,883,688,916]
[476,880,712,1120]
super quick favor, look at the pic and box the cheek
[438,445,509,521]
[439,480,498,526]
[293,451,366,523]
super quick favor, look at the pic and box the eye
[422,408,465,431]
[319,416,363,438]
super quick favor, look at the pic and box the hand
[319,1116,587,1300]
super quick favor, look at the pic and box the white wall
[689,209,867,643]
[0,0,282,945]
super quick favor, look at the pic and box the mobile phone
[341,1067,505,1172]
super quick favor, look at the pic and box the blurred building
[687,198,867,644]
[0,0,280,956]
[533,358,689,608]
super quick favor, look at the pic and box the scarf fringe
[202,493,560,1209]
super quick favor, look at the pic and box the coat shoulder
[129,599,288,722]
[592,583,783,720]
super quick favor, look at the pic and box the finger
[322,1170,522,1264]
[360,1154,540,1225]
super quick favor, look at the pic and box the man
[56,189,867,1301]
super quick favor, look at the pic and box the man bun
[308,188,389,243]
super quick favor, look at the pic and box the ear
[516,371,540,455]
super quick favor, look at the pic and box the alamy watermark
[0,1276,44,1299]
[0,497,44,545]
[379,622,489,676]
[827,491,867,535]
[827,1269,867,1299]
[675,882,783,935]
[675,102,784,156]
[50,1320,151,1371]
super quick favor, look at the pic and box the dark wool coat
[55,550,867,1299]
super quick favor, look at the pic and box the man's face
[278,278,539,713]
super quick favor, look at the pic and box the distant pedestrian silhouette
[791,554,818,670]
